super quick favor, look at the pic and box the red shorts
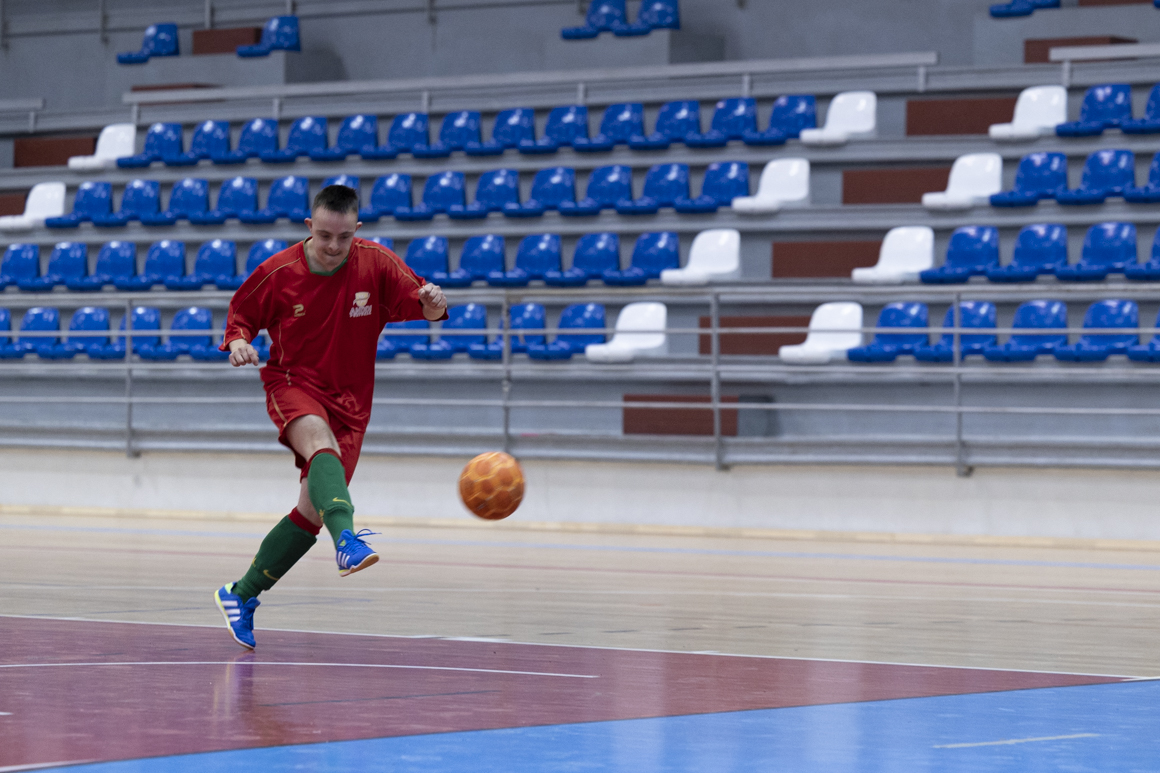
[265,382,364,484]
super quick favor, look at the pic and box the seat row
[988,149,1160,207]
[561,0,677,39]
[118,16,299,64]
[991,83,1160,141]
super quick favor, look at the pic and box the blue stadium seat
[45,181,113,228]
[321,174,359,194]
[359,174,412,222]
[562,0,628,38]
[465,108,536,156]
[1055,149,1134,205]
[519,105,588,154]
[165,120,230,166]
[413,111,482,158]
[1125,227,1160,281]
[117,23,179,64]
[468,303,547,360]
[18,242,86,292]
[0,308,9,349]
[115,240,185,291]
[674,161,749,213]
[919,226,1000,284]
[913,302,998,362]
[241,239,288,280]
[685,98,757,148]
[363,113,429,160]
[744,95,817,145]
[91,179,161,227]
[1056,222,1136,281]
[986,223,1067,282]
[488,234,561,287]
[559,165,632,216]
[411,304,487,359]
[615,0,680,35]
[505,167,576,217]
[989,152,1068,207]
[448,169,520,220]
[616,163,690,214]
[989,0,1059,18]
[603,231,678,285]
[545,232,620,287]
[377,319,430,359]
[1124,152,1160,203]
[239,176,309,224]
[139,307,216,361]
[140,178,209,226]
[0,307,59,359]
[847,302,930,362]
[395,172,465,220]
[40,307,111,360]
[191,177,259,225]
[67,241,136,291]
[212,118,279,164]
[526,303,607,360]
[260,116,327,163]
[238,15,300,56]
[88,306,162,360]
[1056,84,1133,137]
[1127,309,1160,361]
[628,101,701,150]
[165,239,238,291]
[573,103,644,152]
[365,236,394,250]
[310,115,378,161]
[117,122,182,168]
[1121,84,1160,135]
[982,300,1068,361]
[1053,300,1138,361]
[433,234,505,288]
[0,244,39,290]
[404,236,449,281]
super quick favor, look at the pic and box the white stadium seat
[989,86,1067,141]
[799,91,877,146]
[921,153,1002,210]
[0,182,66,231]
[778,302,864,364]
[851,226,935,284]
[731,159,809,214]
[585,302,668,363]
[68,123,137,170]
[661,229,741,285]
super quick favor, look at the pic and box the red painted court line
[0,617,1126,771]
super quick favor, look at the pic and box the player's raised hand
[419,282,448,319]
[228,340,260,367]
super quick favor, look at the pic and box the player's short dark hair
[312,184,359,216]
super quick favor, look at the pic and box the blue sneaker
[335,528,379,576]
[214,583,259,649]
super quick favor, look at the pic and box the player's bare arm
[228,337,260,367]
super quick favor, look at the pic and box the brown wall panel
[0,193,27,216]
[906,97,1019,136]
[193,27,262,55]
[1024,36,1136,64]
[697,315,810,355]
[623,395,739,437]
[772,240,882,278]
[842,167,950,205]
[14,136,96,168]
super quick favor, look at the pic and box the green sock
[234,516,317,601]
[308,450,355,546]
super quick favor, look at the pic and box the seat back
[370,174,412,211]
[596,103,644,142]
[514,234,561,278]
[142,122,183,158]
[18,307,59,347]
[542,105,589,145]
[707,97,757,139]
[441,303,487,350]
[753,158,810,203]
[1080,299,1138,347]
[946,153,1002,197]
[1,244,39,280]
[258,15,300,49]
[573,233,620,276]
[640,163,689,205]
[94,241,136,278]
[245,239,288,274]
[768,95,817,137]
[529,167,576,207]
[94,124,136,161]
[194,239,236,277]
[119,179,161,216]
[72,181,113,218]
[490,108,535,147]
[436,111,482,150]
[334,115,378,152]
[216,177,258,214]
[144,240,185,277]
[0,308,9,344]
[284,116,328,154]
[387,112,429,151]
[1081,221,1136,268]
[1010,299,1069,347]
[557,303,606,347]
[267,176,309,214]
[1011,223,1067,270]
[611,302,666,349]
[821,91,877,133]
[803,302,863,350]
[473,169,520,210]
[936,301,997,348]
[1145,152,1160,189]
[1078,84,1132,126]
[366,237,393,250]
[876,226,934,273]
[945,226,1000,270]
[188,120,230,158]
[509,303,546,348]
[1013,152,1067,195]
[585,0,628,28]
[871,302,929,348]
[167,178,208,216]
[637,0,679,28]
[382,319,429,350]
[405,236,449,279]
[169,307,213,351]
[23,182,65,219]
[420,171,466,212]
[701,161,749,204]
[1011,85,1067,129]
[684,229,740,275]
[630,232,679,277]
[321,174,360,193]
[1078,149,1134,193]
[459,235,505,278]
[66,307,111,349]
[46,242,87,279]
[236,118,279,156]
[116,306,161,349]
[654,101,701,139]
[585,165,632,205]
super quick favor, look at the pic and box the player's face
[305,208,361,265]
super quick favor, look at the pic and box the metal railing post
[710,291,725,470]
[421,90,431,114]
[205,0,214,29]
[576,82,587,106]
[98,0,108,43]
[740,73,752,98]
[952,292,970,477]
[500,291,512,455]
[124,299,136,458]
[0,0,7,50]
[917,64,927,93]
[272,97,282,120]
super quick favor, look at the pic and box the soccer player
[212,184,447,649]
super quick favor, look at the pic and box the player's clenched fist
[228,339,260,367]
[419,282,448,319]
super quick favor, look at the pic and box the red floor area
[0,617,1125,769]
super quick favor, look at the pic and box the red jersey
[222,237,432,432]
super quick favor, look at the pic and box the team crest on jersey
[349,291,372,318]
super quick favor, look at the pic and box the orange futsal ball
[459,452,524,521]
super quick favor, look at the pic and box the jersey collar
[301,238,351,276]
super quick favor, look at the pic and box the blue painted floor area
[51,680,1160,773]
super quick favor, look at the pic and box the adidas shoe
[214,583,259,649]
[335,528,379,576]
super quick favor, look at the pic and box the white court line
[935,732,1099,749]
[0,711,11,715]
[0,763,96,772]
[0,660,597,679]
